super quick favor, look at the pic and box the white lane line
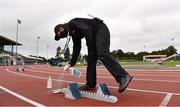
[109,86,169,95]
[26,69,180,83]
[26,69,62,75]
[46,66,180,72]
[6,68,79,85]
[0,85,46,107]
[29,66,180,78]
[127,69,180,72]
[159,93,173,107]
[134,78,180,83]
[6,69,180,96]
[28,68,180,77]
[132,74,180,77]
[69,67,180,72]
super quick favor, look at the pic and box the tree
[135,51,149,60]
[111,50,117,59]
[165,46,177,56]
[77,53,83,62]
[55,47,61,58]
[64,47,71,61]
[82,54,88,65]
[116,49,124,58]
[150,46,177,57]
[125,52,135,59]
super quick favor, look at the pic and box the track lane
[1,65,180,106]
[14,67,180,94]
[0,88,32,106]
[3,68,166,106]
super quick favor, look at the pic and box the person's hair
[54,23,68,33]
[54,24,63,34]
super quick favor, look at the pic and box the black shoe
[79,84,96,91]
[119,74,133,93]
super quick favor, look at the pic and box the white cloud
[0,0,180,58]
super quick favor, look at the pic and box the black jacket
[68,18,103,66]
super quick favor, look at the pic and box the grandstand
[143,55,167,62]
[143,54,180,62]
[0,35,23,65]
[166,54,180,61]
[0,35,45,65]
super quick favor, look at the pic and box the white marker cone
[47,76,52,89]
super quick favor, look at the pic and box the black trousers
[86,23,129,88]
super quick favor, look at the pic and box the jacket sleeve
[69,37,81,66]
[68,18,94,66]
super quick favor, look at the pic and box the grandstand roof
[0,35,22,45]
[143,55,167,58]
[24,56,44,61]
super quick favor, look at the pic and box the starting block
[52,83,118,103]
[97,83,111,95]
[69,83,82,99]
[16,67,25,72]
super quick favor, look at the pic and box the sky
[0,0,180,58]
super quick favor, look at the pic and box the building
[143,54,180,62]
[0,35,23,65]
[166,54,180,61]
[0,35,45,65]
[143,55,167,62]
[21,56,45,64]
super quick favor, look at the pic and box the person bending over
[54,17,133,93]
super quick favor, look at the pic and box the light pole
[171,38,174,47]
[36,36,40,64]
[16,19,21,65]
[171,38,176,61]
[143,45,146,62]
[143,45,146,52]
[47,44,49,60]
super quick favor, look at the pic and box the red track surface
[1,65,180,106]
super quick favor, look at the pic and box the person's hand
[64,64,71,72]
